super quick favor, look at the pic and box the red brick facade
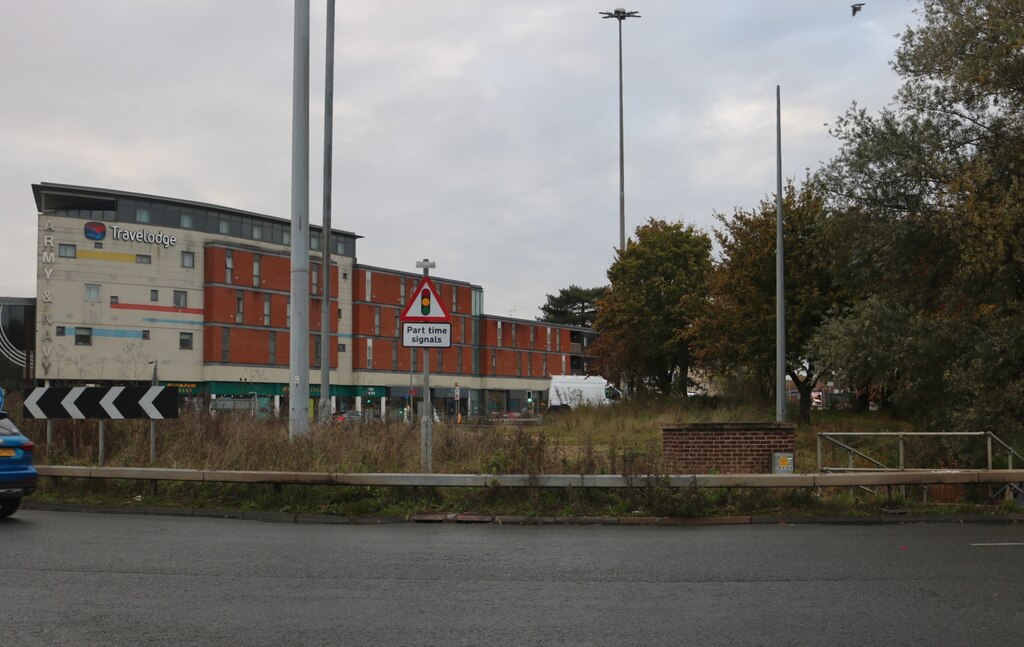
[203,245,338,367]
[662,423,796,474]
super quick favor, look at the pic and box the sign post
[402,259,452,473]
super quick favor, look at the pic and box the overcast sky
[1,0,918,320]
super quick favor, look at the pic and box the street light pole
[600,8,640,252]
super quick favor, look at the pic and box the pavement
[22,499,1024,526]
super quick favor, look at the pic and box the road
[2,510,1023,646]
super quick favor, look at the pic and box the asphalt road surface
[2,510,1023,646]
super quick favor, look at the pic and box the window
[225,249,233,283]
[236,291,244,324]
[547,327,552,351]
[181,251,195,268]
[339,343,346,353]
[392,343,398,370]
[400,280,406,304]
[219,219,230,235]
[457,347,463,372]
[311,262,319,295]
[56,326,65,337]
[173,290,187,308]
[366,339,373,367]
[543,356,548,376]
[75,327,92,346]
[136,254,151,264]
[136,207,151,223]
[263,294,271,326]
[437,349,443,372]
[512,325,518,347]
[253,255,261,287]
[110,296,119,305]
[374,307,381,335]
[142,330,150,340]
[313,337,321,368]
[179,332,193,350]
[252,223,262,241]
[222,328,230,361]
[269,331,277,364]
[286,298,291,326]
[150,289,159,302]
[497,321,502,346]
[491,350,496,375]
[365,271,372,301]
[452,287,458,313]
[411,347,417,372]
[85,284,100,302]
[181,213,193,229]
[517,352,522,376]
[59,244,76,258]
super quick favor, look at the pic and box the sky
[0,0,920,320]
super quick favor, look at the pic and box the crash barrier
[34,465,1024,489]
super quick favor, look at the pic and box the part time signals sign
[400,276,451,348]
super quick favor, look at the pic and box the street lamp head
[600,8,641,20]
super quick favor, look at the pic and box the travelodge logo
[84,221,107,241]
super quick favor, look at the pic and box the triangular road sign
[400,276,452,323]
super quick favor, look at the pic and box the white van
[547,375,619,410]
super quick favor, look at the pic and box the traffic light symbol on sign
[420,289,431,315]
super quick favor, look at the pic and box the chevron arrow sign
[23,386,179,420]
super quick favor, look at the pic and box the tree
[590,218,712,395]
[695,179,842,423]
[537,285,606,328]
[817,0,1024,437]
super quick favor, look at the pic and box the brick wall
[662,423,796,474]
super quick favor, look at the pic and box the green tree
[537,285,606,328]
[817,0,1024,438]
[590,218,712,395]
[695,179,842,423]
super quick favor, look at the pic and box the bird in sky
[851,3,865,16]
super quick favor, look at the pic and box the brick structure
[662,422,796,474]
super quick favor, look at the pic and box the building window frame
[75,327,92,346]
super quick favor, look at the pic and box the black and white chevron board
[23,386,179,420]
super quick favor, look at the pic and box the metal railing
[816,431,1024,501]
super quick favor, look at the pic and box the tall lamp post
[600,7,640,252]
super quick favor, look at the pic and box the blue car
[0,411,36,519]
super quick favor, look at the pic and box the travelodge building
[30,183,595,418]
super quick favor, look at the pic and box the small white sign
[402,322,451,348]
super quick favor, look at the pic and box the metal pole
[419,261,434,473]
[600,9,639,251]
[318,0,336,424]
[775,85,787,423]
[45,378,52,457]
[617,18,625,252]
[289,0,311,439]
[150,361,157,464]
